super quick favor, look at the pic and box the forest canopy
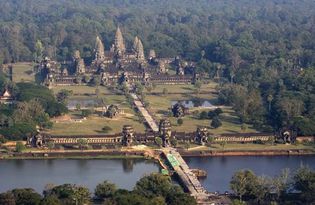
[0,0,315,135]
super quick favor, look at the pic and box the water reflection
[171,100,214,108]
[122,159,134,173]
[0,159,159,193]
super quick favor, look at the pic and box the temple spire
[114,26,126,57]
[95,36,105,61]
[133,36,139,52]
[136,38,145,61]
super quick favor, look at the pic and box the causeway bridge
[131,93,228,204]
[162,147,215,205]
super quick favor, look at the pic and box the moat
[1,156,314,193]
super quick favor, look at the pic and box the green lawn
[168,107,257,134]
[48,112,145,136]
[12,62,35,82]
[51,85,113,96]
[145,82,258,134]
[145,83,217,94]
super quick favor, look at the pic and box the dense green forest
[0,173,196,205]
[0,0,315,135]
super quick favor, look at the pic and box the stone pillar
[159,119,172,147]
[122,125,134,146]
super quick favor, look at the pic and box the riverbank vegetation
[229,166,315,205]
[0,173,196,205]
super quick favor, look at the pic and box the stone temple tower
[195,127,209,145]
[95,36,105,62]
[133,36,145,62]
[159,119,172,147]
[122,125,134,146]
[114,26,126,57]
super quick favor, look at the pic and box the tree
[230,170,258,201]
[15,141,26,153]
[241,124,247,133]
[102,126,113,133]
[81,109,92,118]
[211,117,222,128]
[12,188,42,205]
[0,192,15,205]
[77,138,88,150]
[41,195,61,205]
[293,166,315,202]
[220,141,227,149]
[49,184,91,205]
[170,137,178,147]
[177,118,183,126]
[155,137,162,147]
[134,173,172,198]
[76,104,81,111]
[95,181,117,200]
[35,40,44,62]
[194,81,202,94]
[56,89,72,103]
[47,141,55,152]
[267,94,273,112]
[200,111,208,119]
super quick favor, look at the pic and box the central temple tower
[114,26,126,58]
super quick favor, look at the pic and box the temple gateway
[40,27,200,87]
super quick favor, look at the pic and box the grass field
[168,107,257,134]
[49,85,147,135]
[48,82,259,135]
[51,85,113,96]
[12,62,35,82]
[145,83,217,94]
[48,112,145,135]
[145,83,258,134]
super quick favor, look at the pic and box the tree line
[0,173,196,205]
[0,74,67,141]
[230,166,315,205]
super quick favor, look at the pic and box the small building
[0,89,13,104]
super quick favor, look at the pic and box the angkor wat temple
[39,27,200,87]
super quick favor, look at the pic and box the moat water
[171,100,214,108]
[0,156,315,193]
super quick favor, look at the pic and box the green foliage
[0,122,37,141]
[81,109,93,117]
[56,89,73,103]
[15,141,26,153]
[48,184,91,205]
[0,192,15,205]
[177,118,183,125]
[155,137,163,147]
[293,166,315,202]
[102,126,113,133]
[95,180,117,200]
[40,195,61,205]
[211,117,222,128]
[134,173,172,198]
[17,83,68,117]
[199,111,208,119]
[170,137,178,147]
[11,188,42,205]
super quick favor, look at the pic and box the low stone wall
[179,149,315,157]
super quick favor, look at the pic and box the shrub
[177,118,183,125]
[211,117,222,128]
